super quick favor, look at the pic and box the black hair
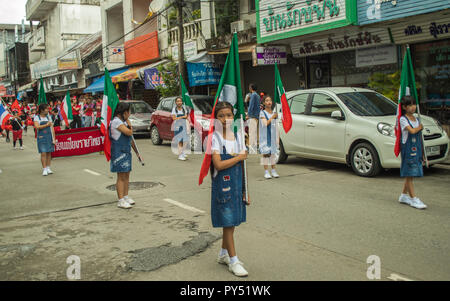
[113,102,131,119]
[249,83,257,91]
[262,95,274,109]
[214,101,234,119]
[400,95,416,115]
[38,104,48,115]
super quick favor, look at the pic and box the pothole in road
[126,232,221,272]
[106,181,164,191]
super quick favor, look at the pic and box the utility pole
[176,0,187,93]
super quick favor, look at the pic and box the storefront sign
[30,58,59,80]
[186,62,222,87]
[172,41,198,60]
[52,127,105,158]
[125,31,159,65]
[108,46,125,63]
[390,16,450,44]
[358,0,450,25]
[355,45,397,67]
[252,46,287,66]
[257,0,357,43]
[291,28,391,57]
[144,68,165,89]
[57,50,82,70]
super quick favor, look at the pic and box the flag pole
[240,115,249,205]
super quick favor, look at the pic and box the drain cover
[106,181,162,191]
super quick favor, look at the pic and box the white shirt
[259,110,275,123]
[171,106,188,116]
[211,131,246,178]
[33,115,50,123]
[110,117,128,141]
[400,116,419,144]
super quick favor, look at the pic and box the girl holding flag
[259,95,280,179]
[171,96,189,161]
[211,101,249,277]
[34,103,55,176]
[398,96,427,209]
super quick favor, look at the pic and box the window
[131,102,153,114]
[248,0,256,12]
[310,94,341,118]
[289,94,309,114]
[337,92,396,116]
[162,99,174,112]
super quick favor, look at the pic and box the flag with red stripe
[274,63,292,133]
[100,69,120,161]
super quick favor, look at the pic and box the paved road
[0,130,449,281]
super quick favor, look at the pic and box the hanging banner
[144,68,165,89]
[52,126,105,158]
[252,46,287,66]
[186,62,222,87]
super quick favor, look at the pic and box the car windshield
[132,102,153,114]
[192,98,214,114]
[337,92,397,116]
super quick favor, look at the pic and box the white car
[277,87,449,177]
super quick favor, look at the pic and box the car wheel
[190,130,202,151]
[151,126,162,145]
[350,142,381,177]
[276,140,288,164]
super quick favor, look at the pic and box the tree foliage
[156,57,180,98]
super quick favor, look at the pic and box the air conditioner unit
[230,20,251,33]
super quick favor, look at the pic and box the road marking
[387,273,414,281]
[84,169,101,176]
[163,198,205,214]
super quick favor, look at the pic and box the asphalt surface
[0,130,449,281]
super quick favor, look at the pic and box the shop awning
[207,44,256,55]
[18,81,36,92]
[84,67,129,93]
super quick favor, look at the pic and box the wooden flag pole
[240,115,249,205]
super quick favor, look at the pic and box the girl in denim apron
[211,101,249,277]
[259,95,280,179]
[171,97,189,161]
[110,102,135,209]
[33,104,55,176]
[398,96,427,209]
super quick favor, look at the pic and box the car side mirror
[331,110,344,120]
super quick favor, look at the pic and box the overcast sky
[0,0,28,24]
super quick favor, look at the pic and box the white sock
[229,256,238,265]
[271,169,277,173]
[265,170,270,174]
[124,195,129,200]
[220,248,228,257]
[119,198,125,202]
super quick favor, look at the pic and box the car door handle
[307,123,315,127]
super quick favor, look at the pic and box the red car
[150,95,214,151]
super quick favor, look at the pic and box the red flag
[274,64,292,133]
[11,100,20,112]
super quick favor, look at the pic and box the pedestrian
[94,98,102,127]
[171,96,189,161]
[71,98,82,128]
[210,101,249,277]
[398,95,427,209]
[83,97,94,127]
[78,96,85,127]
[10,110,24,150]
[110,102,135,209]
[259,95,279,179]
[247,83,260,154]
[34,103,55,176]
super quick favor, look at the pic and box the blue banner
[186,62,222,87]
[144,68,165,90]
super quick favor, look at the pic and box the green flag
[180,74,197,127]
[38,76,47,105]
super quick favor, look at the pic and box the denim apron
[37,115,55,153]
[259,110,277,155]
[400,117,423,178]
[110,121,132,173]
[211,133,246,228]
[173,107,188,143]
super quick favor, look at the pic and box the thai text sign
[57,50,82,70]
[252,46,287,66]
[355,45,397,67]
[52,127,105,158]
[144,68,165,90]
[257,0,356,43]
[290,28,391,57]
[186,62,222,87]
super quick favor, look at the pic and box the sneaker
[117,199,132,209]
[398,194,412,205]
[42,169,48,176]
[46,167,53,174]
[217,253,230,265]
[410,197,427,209]
[178,155,186,161]
[20,146,24,150]
[125,196,135,205]
[271,169,279,178]
[264,171,272,179]
[228,261,248,277]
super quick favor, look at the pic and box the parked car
[276,87,449,177]
[120,100,154,136]
[150,95,214,150]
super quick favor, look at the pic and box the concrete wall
[239,0,256,28]
[102,0,126,70]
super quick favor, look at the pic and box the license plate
[426,146,440,156]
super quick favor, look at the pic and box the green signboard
[256,0,358,44]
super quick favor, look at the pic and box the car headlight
[377,122,395,137]
[434,118,444,133]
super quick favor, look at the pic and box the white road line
[387,273,414,281]
[83,169,101,176]
[163,198,205,214]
